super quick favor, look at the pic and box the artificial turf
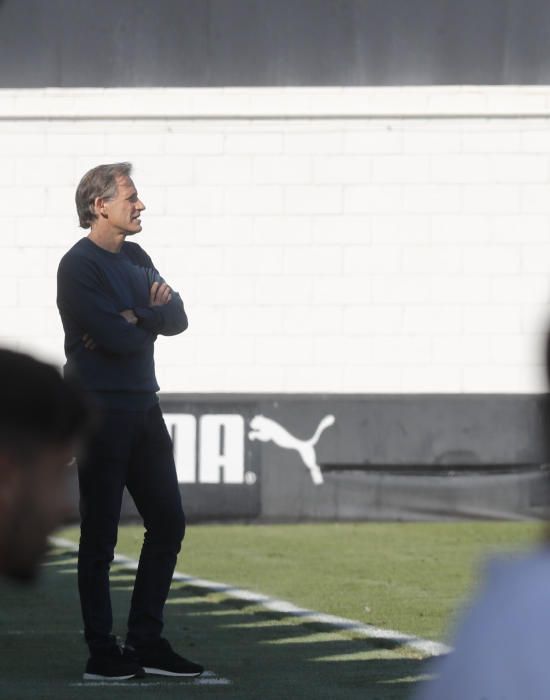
[67,520,541,640]
[0,521,541,700]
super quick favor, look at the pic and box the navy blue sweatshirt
[57,237,188,407]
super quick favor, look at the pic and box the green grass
[0,521,541,700]
[66,520,542,640]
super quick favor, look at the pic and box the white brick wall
[1,86,550,393]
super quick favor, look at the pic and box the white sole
[83,673,138,681]
[143,667,203,677]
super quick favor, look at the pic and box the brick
[253,216,311,245]
[432,336,490,365]
[371,276,430,304]
[226,132,283,154]
[226,306,283,335]
[256,337,313,365]
[223,186,284,215]
[195,156,252,185]
[257,275,314,305]
[431,215,490,243]
[344,185,402,214]
[430,155,490,183]
[462,245,520,274]
[463,305,522,334]
[224,246,284,275]
[343,129,402,154]
[162,246,224,278]
[401,245,462,274]
[196,216,254,246]
[403,305,461,334]
[344,245,401,275]
[133,156,194,185]
[461,131,521,153]
[193,275,256,305]
[105,132,164,155]
[312,275,371,304]
[343,305,402,334]
[195,335,255,366]
[285,131,343,155]
[254,156,312,184]
[46,132,105,155]
[0,276,18,307]
[490,215,550,244]
[462,366,540,393]
[311,215,371,245]
[489,335,539,365]
[165,131,224,154]
[284,246,342,275]
[282,365,343,392]
[371,215,431,244]
[284,185,342,215]
[403,185,461,214]
[462,185,520,214]
[429,275,491,304]
[283,306,343,335]
[46,186,78,216]
[0,187,46,215]
[15,156,76,186]
[0,218,16,246]
[0,132,46,155]
[403,131,461,154]
[312,155,372,184]
[165,186,224,215]
[521,185,550,214]
[372,155,430,183]
[17,276,57,307]
[489,154,548,183]
[490,275,550,304]
[341,365,403,392]
[401,367,462,392]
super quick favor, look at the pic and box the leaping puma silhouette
[248,415,335,485]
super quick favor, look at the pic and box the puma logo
[248,415,335,485]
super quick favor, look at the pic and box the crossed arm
[58,256,188,355]
[83,281,173,350]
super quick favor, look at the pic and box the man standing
[0,348,90,582]
[57,163,202,681]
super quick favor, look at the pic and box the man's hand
[120,309,138,325]
[82,333,97,350]
[150,281,172,307]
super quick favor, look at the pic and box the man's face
[0,445,74,582]
[102,175,146,236]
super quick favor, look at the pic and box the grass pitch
[0,521,542,699]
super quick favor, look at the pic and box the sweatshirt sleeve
[132,250,189,336]
[57,254,154,355]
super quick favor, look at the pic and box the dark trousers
[77,403,185,654]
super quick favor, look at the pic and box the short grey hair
[75,162,133,229]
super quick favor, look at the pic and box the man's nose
[138,199,146,212]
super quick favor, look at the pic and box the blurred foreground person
[412,342,550,700]
[0,348,90,582]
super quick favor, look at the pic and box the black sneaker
[130,638,204,677]
[83,645,146,681]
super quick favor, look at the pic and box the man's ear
[93,196,108,219]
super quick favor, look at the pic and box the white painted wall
[1,87,550,393]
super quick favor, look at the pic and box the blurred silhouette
[0,348,91,582]
[412,331,550,699]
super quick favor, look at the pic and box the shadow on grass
[0,546,434,700]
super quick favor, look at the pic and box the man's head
[0,349,92,582]
[75,162,145,236]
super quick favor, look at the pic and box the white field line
[50,536,450,658]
